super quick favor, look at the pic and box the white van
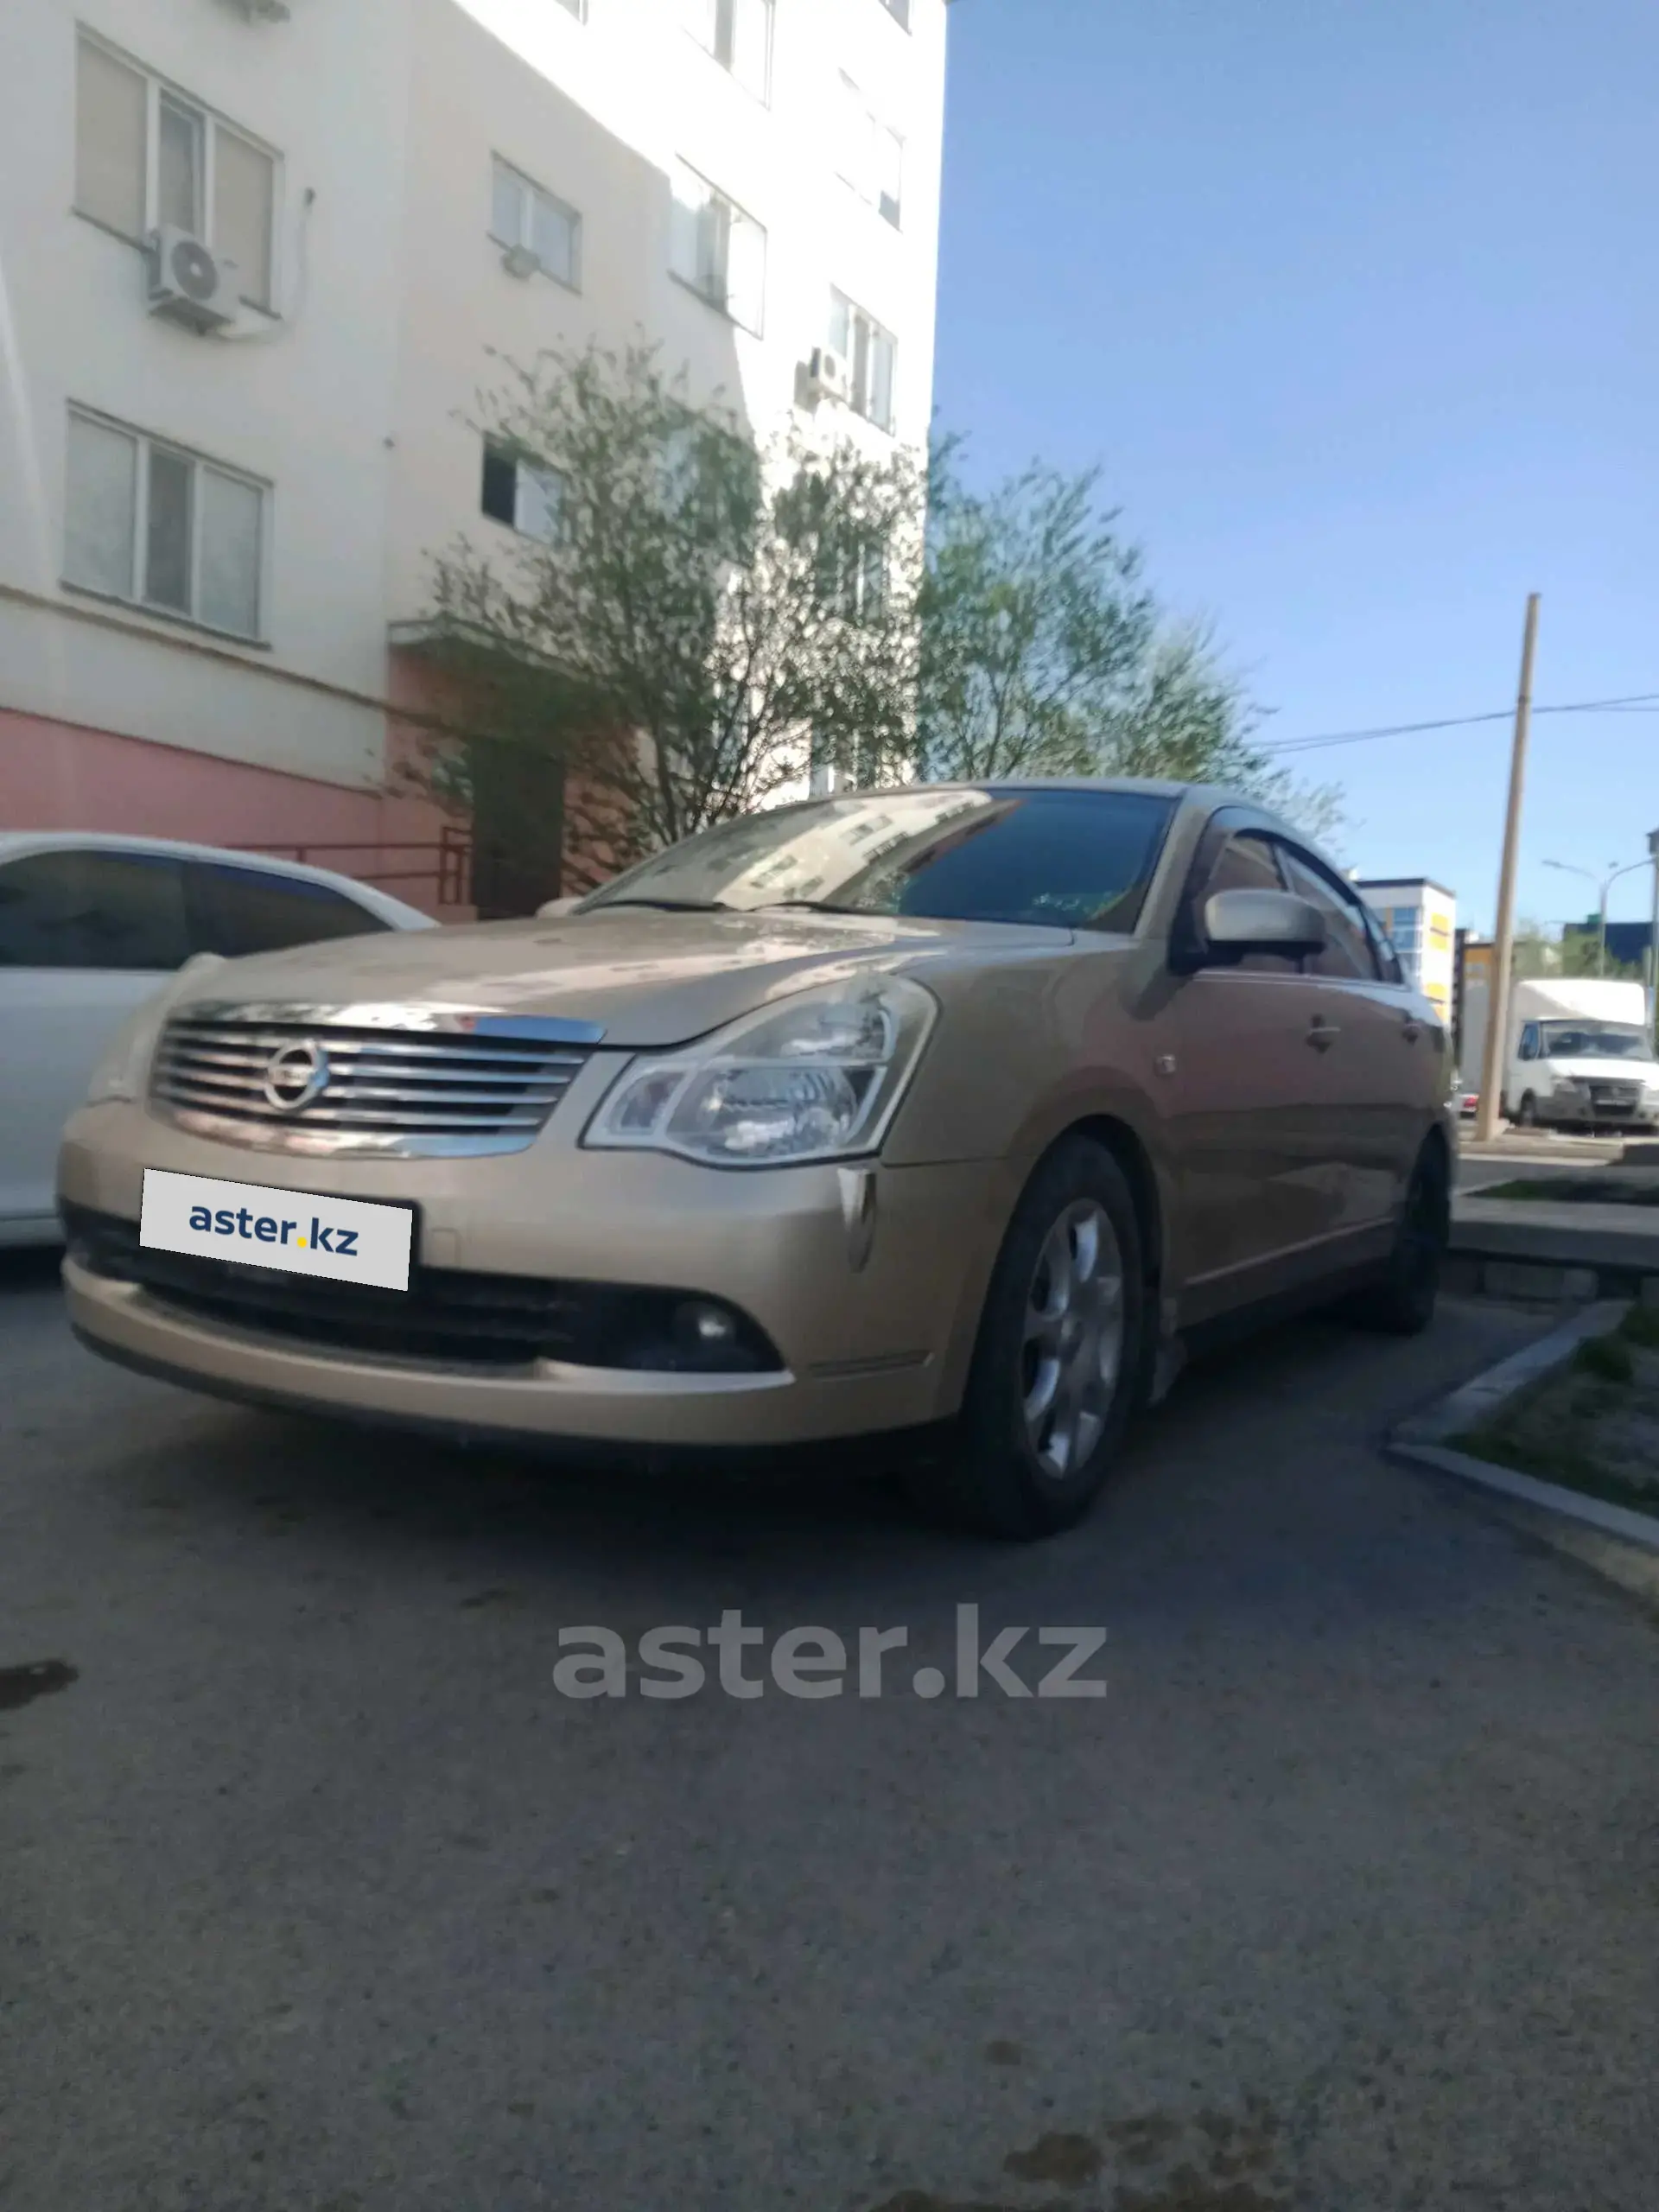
[1462,975,1659,1134]
[0,834,434,1246]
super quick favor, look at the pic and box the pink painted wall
[0,706,470,919]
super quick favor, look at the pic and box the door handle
[1306,1018,1341,1051]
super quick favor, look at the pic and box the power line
[1262,690,1659,758]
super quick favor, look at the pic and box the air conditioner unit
[148,228,238,332]
[500,242,542,280]
[806,346,851,405]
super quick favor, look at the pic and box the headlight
[584,976,938,1166]
[83,957,224,1106]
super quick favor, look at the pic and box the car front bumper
[58,1100,1013,1450]
[1531,1092,1659,1128]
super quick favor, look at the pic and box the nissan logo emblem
[261,1039,330,1114]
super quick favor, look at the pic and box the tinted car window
[584,787,1177,934]
[0,848,191,969]
[1277,848,1377,981]
[185,861,391,958]
[1205,831,1299,973]
[1207,831,1282,899]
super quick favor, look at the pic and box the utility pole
[1649,826,1659,1040]
[1474,593,1540,1141]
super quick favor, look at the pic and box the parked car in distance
[60,780,1455,1539]
[1,833,434,1246]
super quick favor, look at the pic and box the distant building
[1562,917,1655,975]
[1357,877,1456,1022]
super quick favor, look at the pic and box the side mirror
[536,895,581,918]
[1200,887,1326,965]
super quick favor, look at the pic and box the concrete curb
[1389,1300,1659,1559]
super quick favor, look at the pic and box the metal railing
[232,825,474,907]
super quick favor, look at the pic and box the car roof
[0,830,435,928]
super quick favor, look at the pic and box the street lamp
[1541,855,1652,976]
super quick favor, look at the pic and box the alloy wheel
[1020,1198,1125,1482]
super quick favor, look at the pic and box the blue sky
[931,0,1658,936]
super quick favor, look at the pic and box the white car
[0,833,434,1247]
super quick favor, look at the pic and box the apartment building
[0,0,948,911]
[1357,875,1457,1022]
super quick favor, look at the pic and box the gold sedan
[60,780,1453,1538]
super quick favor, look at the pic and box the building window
[64,410,266,639]
[480,442,564,544]
[489,156,582,289]
[684,0,772,102]
[670,163,766,336]
[828,290,896,429]
[814,529,887,624]
[837,75,904,226]
[74,34,276,310]
[878,0,912,27]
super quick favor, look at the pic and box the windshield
[581,788,1178,934]
[1541,1021,1656,1062]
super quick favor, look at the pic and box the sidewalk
[1452,1190,1659,1294]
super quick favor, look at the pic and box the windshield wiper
[761,899,869,915]
[588,897,737,912]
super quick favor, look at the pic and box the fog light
[679,1300,738,1348]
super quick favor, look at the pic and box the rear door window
[184,861,391,957]
[0,848,191,969]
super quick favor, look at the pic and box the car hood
[168,907,1076,1048]
[1545,1056,1659,1084]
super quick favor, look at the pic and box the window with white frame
[63,410,266,639]
[670,163,766,335]
[836,73,904,226]
[74,34,277,311]
[823,531,887,624]
[489,156,582,289]
[683,0,773,103]
[828,290,896,430]
[480,442,565,544]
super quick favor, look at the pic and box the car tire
[1349,1137,1450,1337]
[911,1136,1147,1541]
[1516,1091,1538,1128]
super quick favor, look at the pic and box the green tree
[914,445,1343,846]
[422,343,925,877]
[1510,920,1642,982]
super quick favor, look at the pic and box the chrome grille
[149,1001,602,1157]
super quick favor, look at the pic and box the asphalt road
[4,1253,1658,2212]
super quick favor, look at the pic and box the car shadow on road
[0,1246,66,1296]
[61,1294,1553,1631]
